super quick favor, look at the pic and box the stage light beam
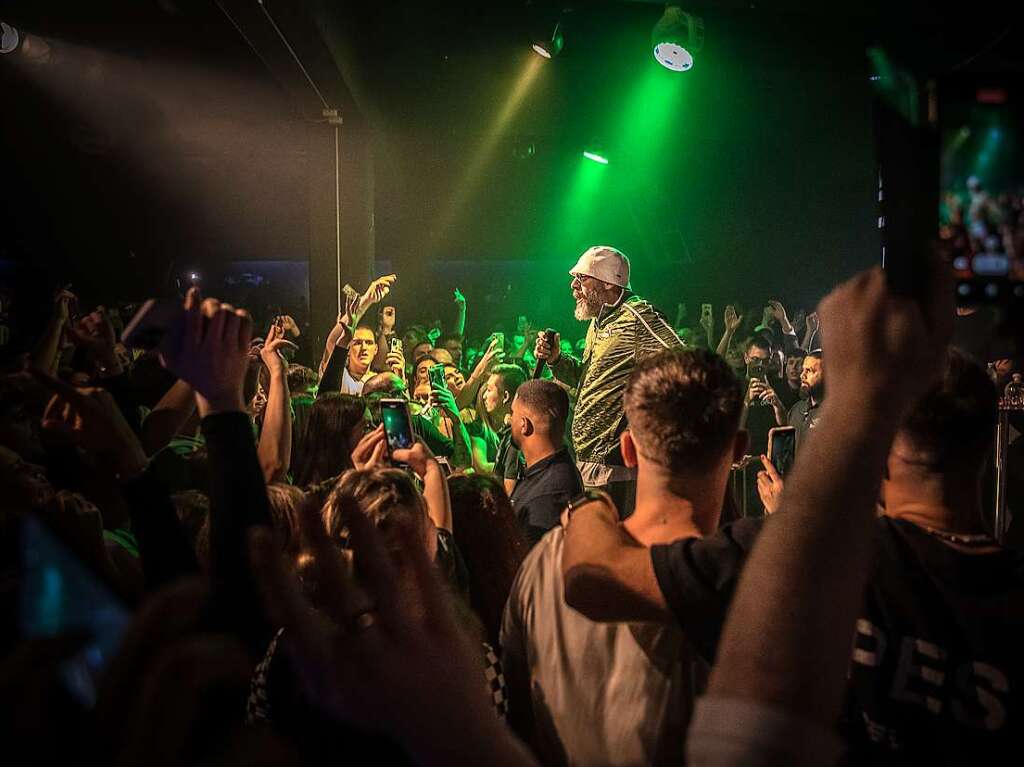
[583,150,609,165]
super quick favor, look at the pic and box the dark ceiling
[0,1,1021,332]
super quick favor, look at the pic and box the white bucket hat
[569,245,631,289]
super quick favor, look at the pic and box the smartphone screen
[380,399,415,453]
[941,77,1023,305]
[390,337,403,354]
[19,516,130,707]
[768,427,797,476]
[428,363,447,392]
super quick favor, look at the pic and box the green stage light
[583,150,609,165]
[651,6,703,72]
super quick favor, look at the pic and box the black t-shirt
[787,396,824,449]
[508,448,583,546]
[650,516,1024,764]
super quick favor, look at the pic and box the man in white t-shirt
[501,348,747,766]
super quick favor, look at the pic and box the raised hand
[279,315,301,338]
[390,439,438,479]
[767,300,794,333]
[351,424,387,470]
[33,373,148,478]
[756,455,784,514]
[817,265,951,415]
[68,307,121,375]
[805,311,820,336]
[453,288,466,306]
[259,323,293,378]
[724,305,743,333]
[158,287,254,417]
[358,274,397,316]
[248,497,521,763]
[534,330,560,364]
[429,381,459,418]
[385,347,407,381]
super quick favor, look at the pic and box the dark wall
[368,6,878,338]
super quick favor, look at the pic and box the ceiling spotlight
[532,21,564,59]
[651,6,704,72]
[1,22,21,55]
[583,149,609,165]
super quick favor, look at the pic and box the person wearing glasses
[534,246,681,517]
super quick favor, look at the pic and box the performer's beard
[574,289,608,321]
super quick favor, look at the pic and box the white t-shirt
[501,526,706,767]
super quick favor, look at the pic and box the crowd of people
[1,237,1022,766]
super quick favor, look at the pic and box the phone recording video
[768,426,797,477]
[380,398,415,454]
[427,363,447,393]
[941,78,1023,306]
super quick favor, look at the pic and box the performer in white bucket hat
[535,246,681,517]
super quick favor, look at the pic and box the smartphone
[19,516,130,707]
[767,426,797,476]
[940,75,1023,306]
[492,332,505,351]
[870,47,939,301]
[390,337,403,354]
[701,303,712,319]
[380,398,415,454]
[342,283,359,299]
[121,298,183,350]
[745,358,766,382]
[428,363,447,392]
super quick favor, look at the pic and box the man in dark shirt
[563,348,1024,764]
[785,350,824,447]
[508,380,582,546]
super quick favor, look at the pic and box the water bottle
[1004,373,1024,410]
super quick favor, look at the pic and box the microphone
[532,329,557,380]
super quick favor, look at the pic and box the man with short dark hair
[502,348,746,766]
[341,326,378,395]
[479,363,527,490]
[787,350,824,446]
[508,380,582,546]
[562,347,1024,764]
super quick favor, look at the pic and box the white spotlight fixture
[651,5,704,72]
[0,22,20,55]
[532,21,564,59]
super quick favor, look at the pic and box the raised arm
[456,336,504,411]
[716,305,743,358]
[453,288,467,338]
[697,266,951,746]
[431,384,473,472]
[30,290,74,375]
[802,311,820,351]
[257,323,292,484]
[159,288,274,653]
[768,300,800,356]
[392,441,453,533]
[141,379,196,455]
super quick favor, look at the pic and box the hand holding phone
[380,399,415,455]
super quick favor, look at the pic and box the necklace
[920,525,997,546]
